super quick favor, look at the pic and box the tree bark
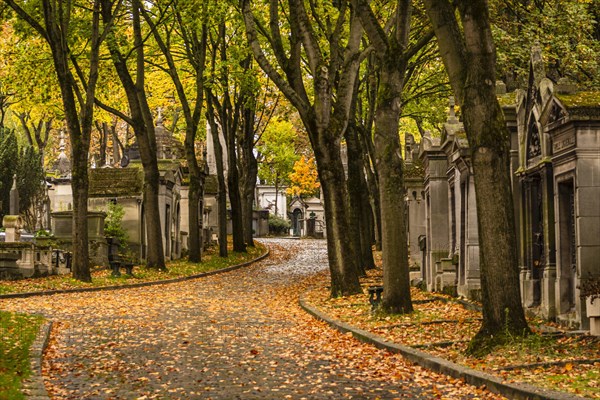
[424,0,529,346]
[101,0,165,269]
[216,25,246,254]
[142,5,208,263]
[242,0,363,296]
[206,92,228,257]
[240,106,258,247]
[313,125,363,296]
[347,122,376,271]
[354,0,421,313]
[4,0,104,282]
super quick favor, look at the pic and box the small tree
[0,128,18,220]
[287,156,320,198]
[104,202,128,249]
[16,147,46,230]
[0,129,45,230]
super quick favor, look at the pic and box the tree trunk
[32,0,102,283]
[141,6,208,263]
[355,0,416,313]
[424,0,529,347]
[374,85,413,313]
[69,122,92,282]
[348,124,376,271]
[187,177,202,262]
[207,94,228,257]
[242,0,362,296]
[225,125,246,253]
[101,0,165,269]
[345,123,367,275]
[359,127,382,251]
[313,129,363,296]
[463,79,530,344]
[112,120,121,165]
[240,107,258,247]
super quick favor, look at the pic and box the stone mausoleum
[408,46,600,330]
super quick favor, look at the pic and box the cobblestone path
[1,239,502,399]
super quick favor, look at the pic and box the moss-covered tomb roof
[89,168,144,198]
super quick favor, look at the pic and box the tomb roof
[556,91,600,109]
[88,168,144,197]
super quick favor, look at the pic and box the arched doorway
[292,208,303,237]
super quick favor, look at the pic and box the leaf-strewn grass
[0,242,266,295]
[0,311,43,400]
[305,263,600,399]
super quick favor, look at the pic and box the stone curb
[22,320,52,399]
[299,297,587,400]
[0,249,269,300]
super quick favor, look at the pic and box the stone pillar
[405,177,426,273]
[464,173,481,297]
[541,166,557,319]
[9,175,19,215]
[575,147,600,330]
[421,146,450,292]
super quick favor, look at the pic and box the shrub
[104,202,128,249]
[268,214,290,236]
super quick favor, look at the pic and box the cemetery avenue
[0,239,504,399]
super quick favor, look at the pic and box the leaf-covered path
[1,239,503,399]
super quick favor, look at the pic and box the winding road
[1,239,502,399]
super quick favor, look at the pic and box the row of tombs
[406,53,599,331]
[0,113,277,280]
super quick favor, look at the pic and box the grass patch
[0,242,266,295]
[0,311,43,400]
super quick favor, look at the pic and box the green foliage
[268,213,291,236]
[0,128,18,219]
[104,202,128,248]
[0,129,45,229]
[34,229,52,238]
[16,146,45,228]
[0,311,43,400]
[257,118,300,187]
[491,0,600,89]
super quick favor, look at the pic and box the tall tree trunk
[185,121,206,263]
[141,5,209,263]
[359,126,382,251]
[7,0,106,282]
[242,0,363,296]
[313,127,363,296]
[346,122,375,271]
[374,86,412,313]
[95,121,108,166]
[346,126,366,275]
[101,0,165,269]
[111,120,121,165]
[207,93,228,257]
[225,122,246,253]
[354,0,422,313]
[424,0,529,348]
[240,107,258,247]
[69,119,92,282]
